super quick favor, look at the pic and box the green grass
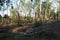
[0,35,35,40]
[0,33,34,40]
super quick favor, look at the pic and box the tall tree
[41,0,52,23]
[33,0,40,23]
[57,0,60,21]
[0,15,2,23]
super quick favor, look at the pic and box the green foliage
[0,15,2,19]
[42,1,51,10]
[1,0,59,24]
[4,14,9,18]
[10,8,17,23]
[0,15,2,22]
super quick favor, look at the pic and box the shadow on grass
[0,21,60,40]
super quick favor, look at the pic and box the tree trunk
[57,12,58,21]
[16,11,20,25]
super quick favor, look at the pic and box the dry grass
[11,25,29,33]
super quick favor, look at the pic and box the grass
[0,34,34,40]
[0,31,60,40]
[0,21,60,40]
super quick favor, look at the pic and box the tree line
[0,0,60,25]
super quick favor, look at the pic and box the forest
[0,0,60,40]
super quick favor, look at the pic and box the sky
[0,0,58,17]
